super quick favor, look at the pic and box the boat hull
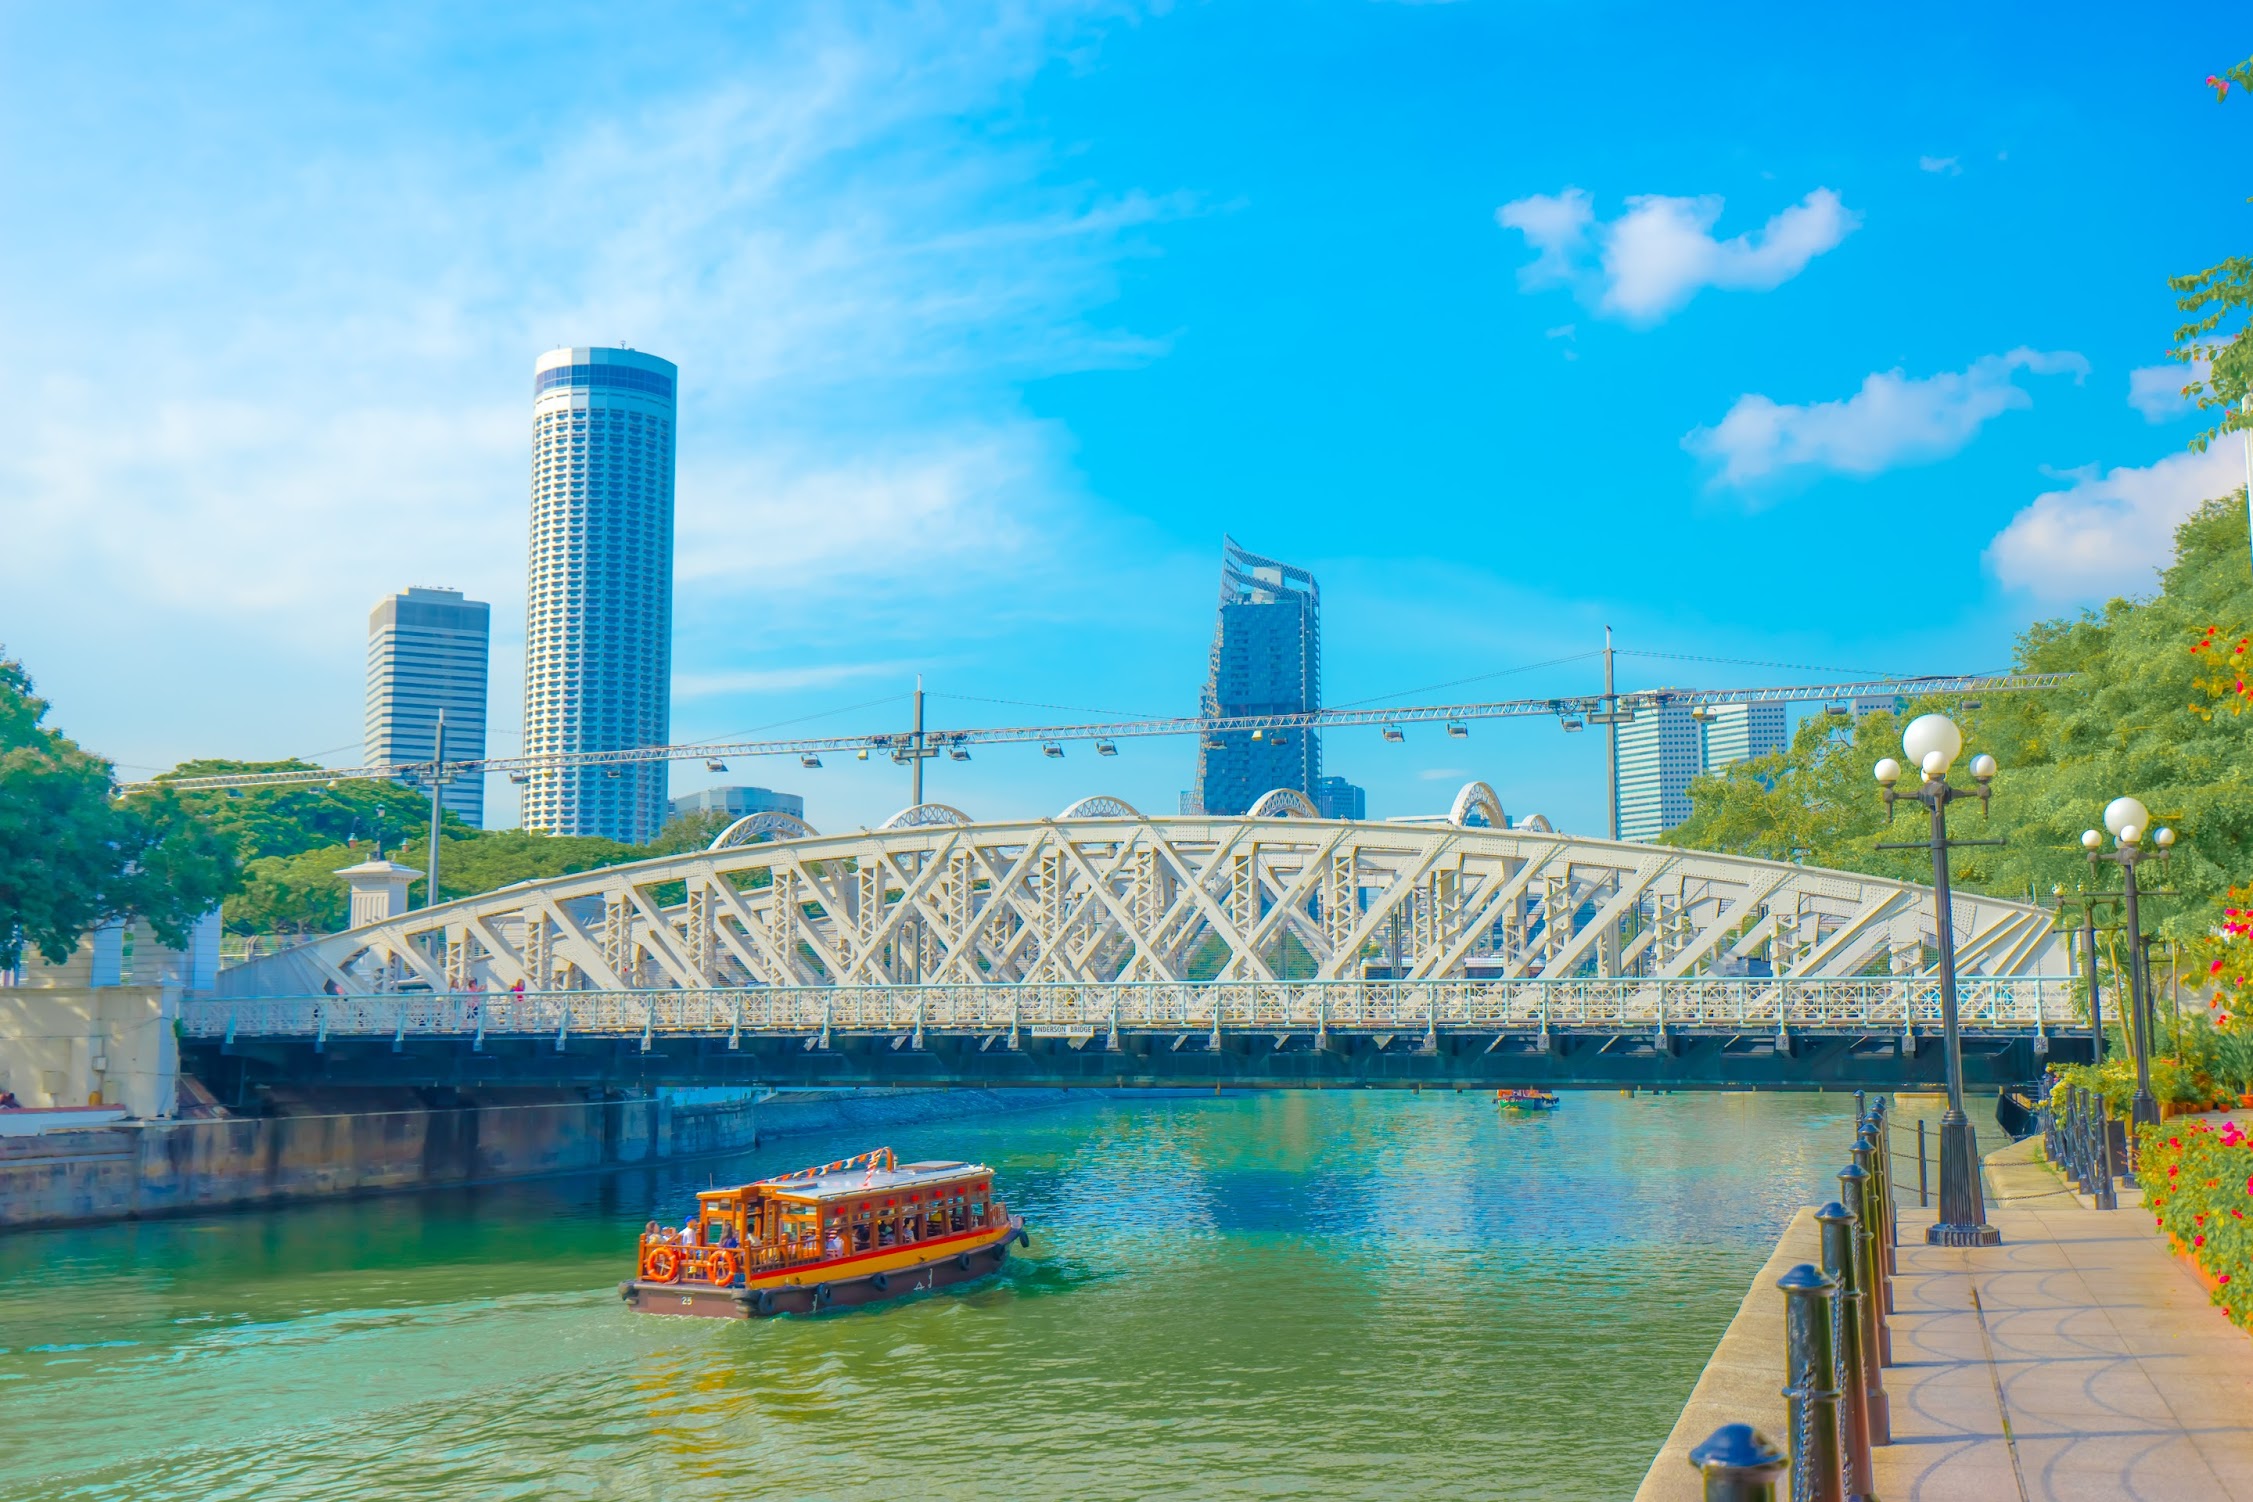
[620,1220,1025,1319]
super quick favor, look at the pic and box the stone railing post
[1778,1262,1846,1502]
[1816,1203,1877,1498]
[1688,1423,1788,1502]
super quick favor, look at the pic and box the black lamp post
[1875,713,2002,1248]
[2082,800,2176,1131]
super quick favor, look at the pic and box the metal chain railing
[1688,1094,1900,1500]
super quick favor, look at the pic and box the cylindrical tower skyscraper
[521,347,678,842]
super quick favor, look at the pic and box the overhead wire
[1333,649,1605,710]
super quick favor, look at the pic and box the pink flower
[2223,1274,2233,1285]
[2197,1234,2206,1246]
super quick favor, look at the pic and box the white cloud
[1987,444,2247,600]
[1918,155,1961,175]
[0,4,1172,785]
[2127,357,2208,422]
[1495,188,1594,289]
[1684,348,2089,489]
[1496,186,1859,323]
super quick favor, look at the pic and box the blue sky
[1,3,2245,834]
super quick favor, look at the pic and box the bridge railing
[182,976,2078,1042]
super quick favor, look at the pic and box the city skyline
[0,6,2242,838]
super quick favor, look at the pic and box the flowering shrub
[2189,625,2253,718]
[2203,884,2253,1025]
[2051,1055,2219,1117]
[2139,1118,2253,1329]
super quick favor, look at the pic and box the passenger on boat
[825,1229,843,1257]
[720,1228,739,1249]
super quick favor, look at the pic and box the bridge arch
[1056,795,1142,819]
[877,803,974,830]
[1447,781,1506,829]
[707,811,818,850]
[1245,787,1322,819]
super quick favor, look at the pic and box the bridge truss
[211,784,2061,1006]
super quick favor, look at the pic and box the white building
[1616,704,1702,842]
[365,586,490,826]
[1700,701,1789,772]
[1616,700,1791,842]
[521,347,678,842]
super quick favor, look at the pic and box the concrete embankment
[0,1085,1082,1230]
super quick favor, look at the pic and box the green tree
[228,843,359,935]
[0,652,236,967]
[1670,496,2253,942]
[159,759,447,864]
[2174,53,2253,447]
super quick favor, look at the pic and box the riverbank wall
[0,1085,1081,1231]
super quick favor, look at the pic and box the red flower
[2223,1274,2233,1285]
[2197,1234,2206,1246]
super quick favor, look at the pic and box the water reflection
[0,1089,1850,1500]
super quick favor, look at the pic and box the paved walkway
[1641,1122,2253,1499]
[1875,1133,2253,1499]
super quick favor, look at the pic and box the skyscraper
[1700,701,1789,772]
[1615,700,1790,841]
[365,586,490,827]
[1193,538,1321,816]
[1315,775,1366,821]
[1615,704,1701,842]
[521,347,678,842]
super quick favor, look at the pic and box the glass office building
[521,347,678,843]
[364,586,490,827]
[1193,538,1322,816]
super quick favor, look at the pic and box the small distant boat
[1495,1088,1560,1111]
[619,1147,1027,1318]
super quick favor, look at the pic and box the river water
[0,1090,1855,1500]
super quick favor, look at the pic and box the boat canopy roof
[738,1159,992,1206]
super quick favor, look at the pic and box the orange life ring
[705,1249,739,1286]
[644,1245,683,1283]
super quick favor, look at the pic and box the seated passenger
[720,1228,739,1249]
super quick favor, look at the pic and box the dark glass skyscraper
[1193,538,1321,815]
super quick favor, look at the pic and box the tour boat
[619,1148,1028,1318]
[1495,1088,1560,1111]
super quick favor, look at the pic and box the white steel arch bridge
[193,785,2074,1092]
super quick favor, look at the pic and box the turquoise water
[0,1090,1854,1499]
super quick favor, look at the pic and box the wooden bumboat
[1495,1088,1560,1111]
[619,1147,1027,1318]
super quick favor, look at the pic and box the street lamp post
[1875,713,2003,1247]
[2083,800,2176,1131]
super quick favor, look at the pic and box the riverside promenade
[1640,1120,2253,1500]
